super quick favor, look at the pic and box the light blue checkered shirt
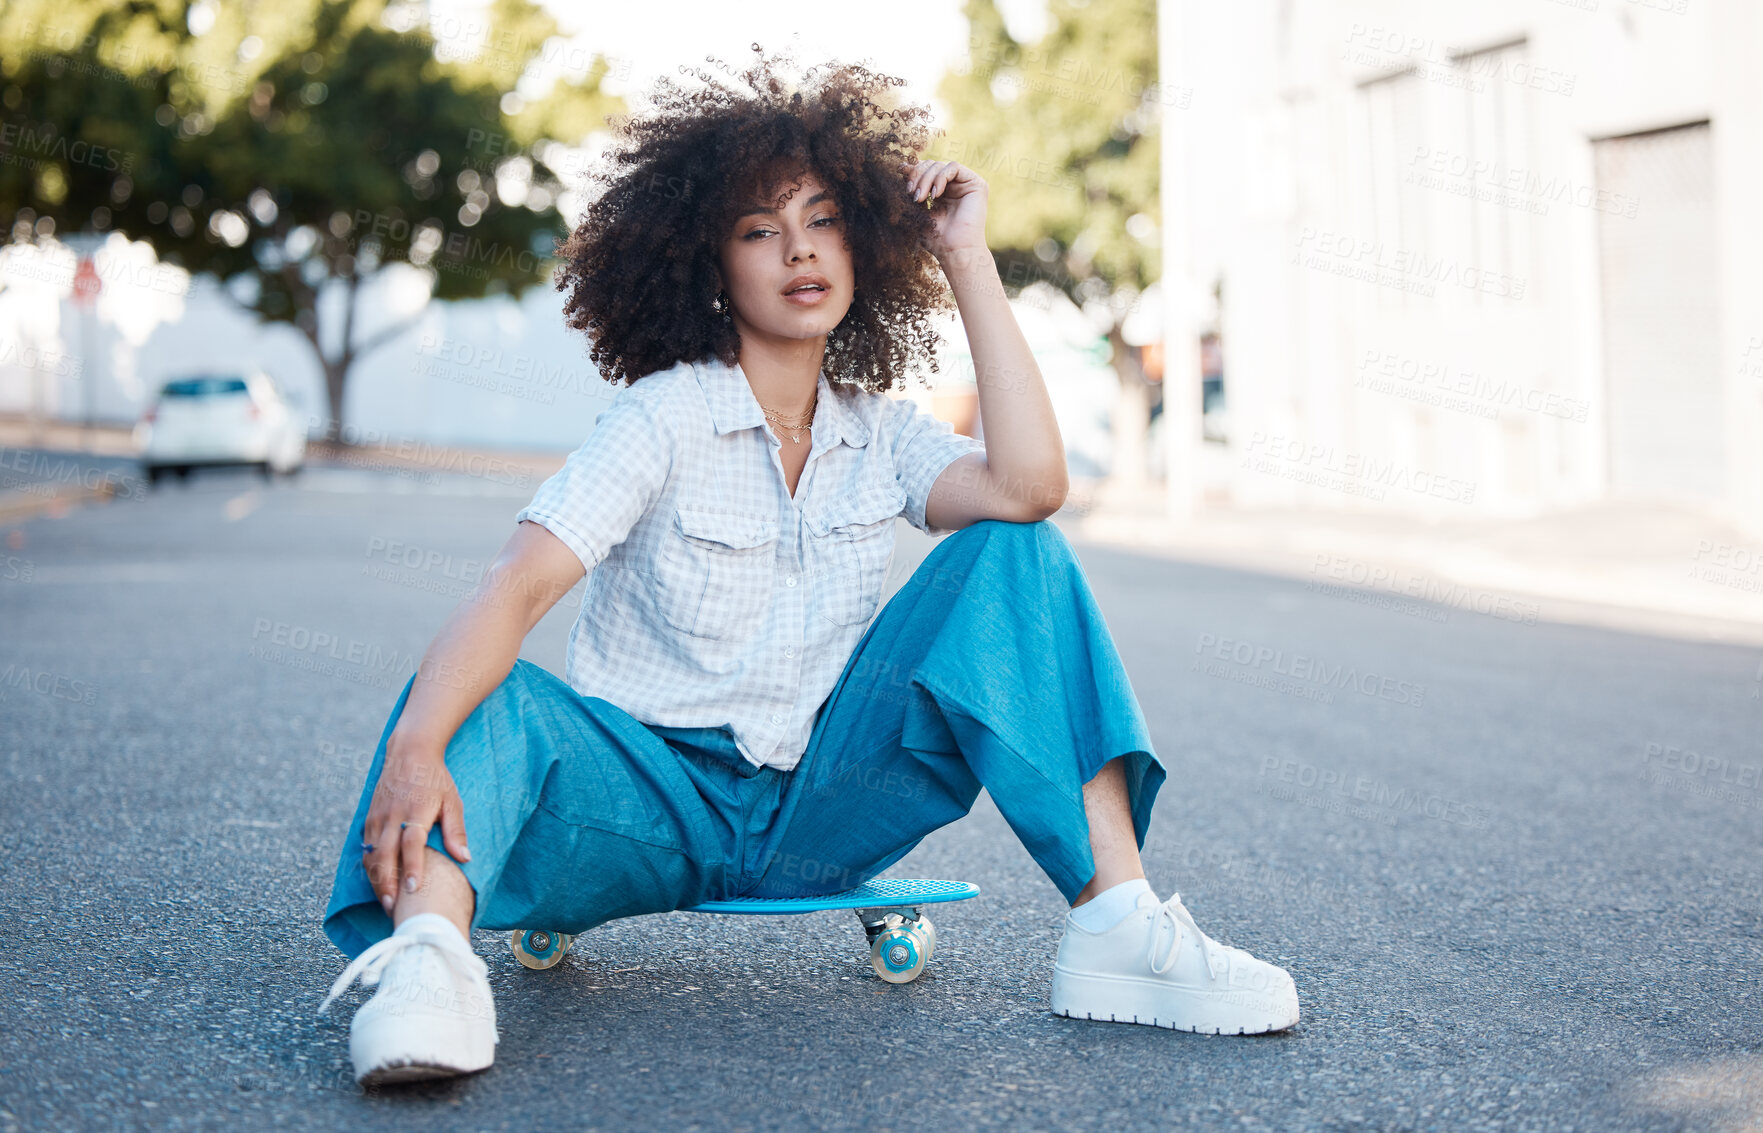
[514,355,987,770]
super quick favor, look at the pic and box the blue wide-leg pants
[322,518,1165,961]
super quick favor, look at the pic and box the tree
[0,2,187,247]
[0,0,623,439]
[934,0,1164,493]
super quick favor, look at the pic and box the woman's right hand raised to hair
[361,737,471,914]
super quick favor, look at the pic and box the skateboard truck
[854,905,920,941]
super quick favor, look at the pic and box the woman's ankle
[391,846,476,940]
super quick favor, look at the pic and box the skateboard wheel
[870,924,926,983]
[511,928,574,970]
[915,916,936,964]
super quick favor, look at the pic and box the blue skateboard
[509,878,979,984]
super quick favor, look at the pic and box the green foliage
[0,1,187,241]
[933,0,1161,308]
[0,0,623,433]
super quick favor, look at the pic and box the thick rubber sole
[1050,967,1299,1035]
[350,1011,497,1086]
[358,1059,490,1087]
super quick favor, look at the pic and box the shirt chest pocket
[807,483,906,627]
[654,508,779,640]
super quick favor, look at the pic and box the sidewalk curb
[0,481,118,526]
[1069,507,1763,648]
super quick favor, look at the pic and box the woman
[316,49,1299,1086]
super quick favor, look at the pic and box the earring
[712,290,732,318]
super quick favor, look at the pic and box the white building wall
[1164,0,1763,528]
[0,240,1122,463]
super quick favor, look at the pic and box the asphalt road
[1,462,1759,1132]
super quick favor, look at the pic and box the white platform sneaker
[1051,891,1300,1034]
[318,917,499,1085]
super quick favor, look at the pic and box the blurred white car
[136,372,306,484]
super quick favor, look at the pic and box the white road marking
[223,490,261,521]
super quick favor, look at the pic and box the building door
[1594,121,1723,500]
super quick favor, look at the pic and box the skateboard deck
[682,877,977,915]
[510,878,979,983]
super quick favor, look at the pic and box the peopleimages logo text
[1242,432,1476,505]
[1193,633,1426,707]
[1259,756,1490,829]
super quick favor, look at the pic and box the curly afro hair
[553,45,955,392]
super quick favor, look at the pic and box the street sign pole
[72,256,102,441]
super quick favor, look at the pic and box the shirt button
[770,713,783,724]
[786,576,797,587]
[784,647,795,658]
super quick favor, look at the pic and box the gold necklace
[760,393,817,444]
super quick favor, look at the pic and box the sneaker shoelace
[1147,893,1227,979]
[317,926,483,1016]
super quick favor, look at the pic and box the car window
[162,377,250,397]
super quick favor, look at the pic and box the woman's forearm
[385,523,585,760]
[384,592,528,758]
[939,246,1068,497]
